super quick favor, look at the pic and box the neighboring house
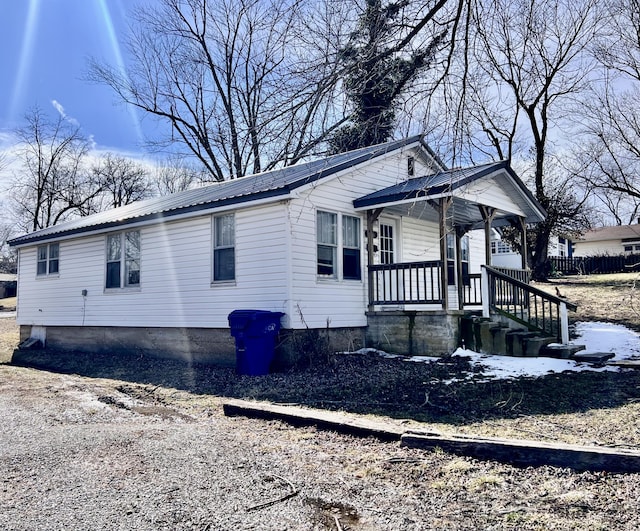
[8,136,546,365]
[572,224,640,257]
[490,232,572,269]
[0,273,17,299]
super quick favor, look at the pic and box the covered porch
[354,161,574,351]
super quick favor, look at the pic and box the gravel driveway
[2,316,640,530]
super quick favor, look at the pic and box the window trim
[212,213,236,283]
[36,243,60,277]
[316,210,363,282]
[105,230,141,290]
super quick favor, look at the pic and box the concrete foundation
[20,325,238,366]
[365,310,463,356]
[19,324,368,370]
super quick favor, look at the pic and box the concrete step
[463,315,560,358]
[541,343,586,359]
[522,335,557,357]
[572,351,615,365]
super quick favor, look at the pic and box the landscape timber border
[223,398,640,473]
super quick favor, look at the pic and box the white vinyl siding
[16,203,289,328]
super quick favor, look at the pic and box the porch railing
[463,274,483,305]
[462,268,529,306]
[368,260,443,306]
[482,265,577,343]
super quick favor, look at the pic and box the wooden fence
[548,255,640,275]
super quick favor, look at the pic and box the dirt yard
[2,274,640,530]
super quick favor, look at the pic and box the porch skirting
[366,310,464,357]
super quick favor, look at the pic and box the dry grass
[535,272,640,331]
[0,296,16,310]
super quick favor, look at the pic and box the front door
[379,220,396,265]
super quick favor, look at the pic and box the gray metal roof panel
[9,136,424,246]
[353,160,546,223]
[353,161,504,207]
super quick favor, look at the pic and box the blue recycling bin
[228,310,285,375]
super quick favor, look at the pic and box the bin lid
[228,310,285,328]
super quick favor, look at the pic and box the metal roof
[353,160,546,224]
[9,136,425,247]
[575,224,640,242]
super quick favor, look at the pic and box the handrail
[485,266,577,311]
[483,265,577,343]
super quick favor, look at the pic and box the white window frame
[36,243,59,276]
[316,210,362,282]
[213,213,235,283]
[105,230,141,289]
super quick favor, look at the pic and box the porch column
[455,226,468,311]
[437,198,451,310]
[366,208,383,311]
[517,216,528,270]
[479,205,497,267]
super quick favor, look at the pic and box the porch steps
[461,316,566,358]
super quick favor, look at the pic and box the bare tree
[152,156,206,195]
[437,0,601,277]
[575,0,640,225]
[11,107,100,232]
[90,0,348,181]
[91,153,152,209]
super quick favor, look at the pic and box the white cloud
[51,99,79,126]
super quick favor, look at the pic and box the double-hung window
[213,214,235,281]
[317,211,361,280]
[37,243,59,276]
[106,230,140,289]
[317,211,337,277]
[342,215,361,280]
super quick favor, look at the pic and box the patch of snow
[572,321,640,360]
[341,321,640,382]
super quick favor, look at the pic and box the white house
[572,224,640,257]
[9,136,548,366]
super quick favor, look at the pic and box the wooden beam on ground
[223,398,640,473]
[223,399,404,441]
[401,432,640,473]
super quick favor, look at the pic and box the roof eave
[8,187,290,247]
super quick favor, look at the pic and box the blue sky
[0,0,150,157]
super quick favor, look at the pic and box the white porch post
[560,302,570,344]
[437,198,450,310]
[366,208,383,312]
[479,205,497,267]
[518,216,528,270]
[481,266,490,318]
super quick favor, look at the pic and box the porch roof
[353,160,546,228]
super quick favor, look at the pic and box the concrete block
[541,344,586,359]
[523,336,556,357]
